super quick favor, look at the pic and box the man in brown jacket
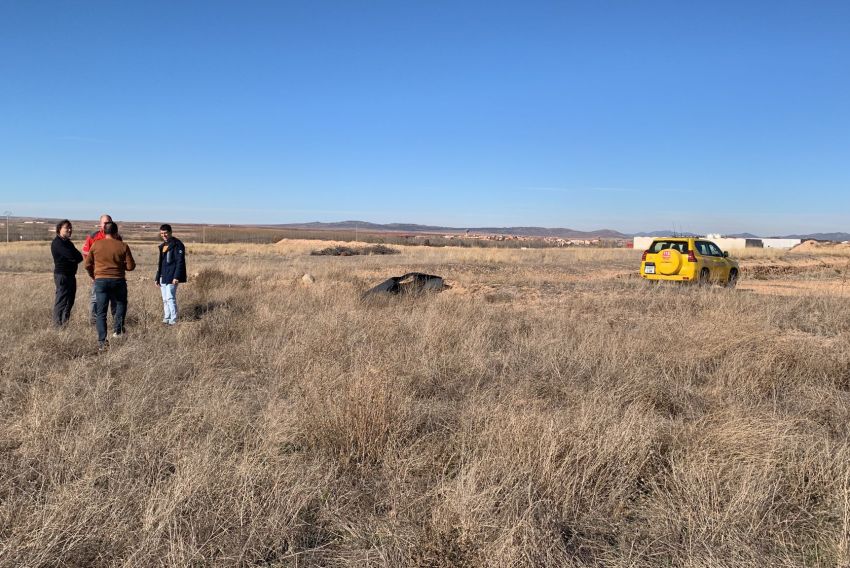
[84,222,136,350]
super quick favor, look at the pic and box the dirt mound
[746,265,807,279]
[311,245,399,256]
[790,240,850,252]
[276,238,347,246]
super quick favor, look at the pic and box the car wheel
[698,268,710,286]
[726,268,738,288]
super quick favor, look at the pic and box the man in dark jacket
[50,219,83,326]
[154,224,187,325]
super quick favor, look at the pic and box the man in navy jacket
[154,224,187,325]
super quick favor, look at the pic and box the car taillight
[641,250,648,261]
[687,250,697,262]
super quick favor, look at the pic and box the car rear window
[649,240,688,253]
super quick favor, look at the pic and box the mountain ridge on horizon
[272,220,627,239]
[8,216,847,242]
[271,221,850,242]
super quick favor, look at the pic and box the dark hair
[104,222,119,236]
[159,224,173,233]
[55,219,72,235]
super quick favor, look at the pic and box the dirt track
[737,254,850,297]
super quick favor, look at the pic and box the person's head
[55,219,72,239]
[159,224,173,241]
[104,221,119,238]
[98,214,113,232]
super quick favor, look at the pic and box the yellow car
[639,237,739,286]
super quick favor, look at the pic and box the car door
[707,242,730,281]
[694,241,717,278]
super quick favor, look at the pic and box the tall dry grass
[1,242,849,566]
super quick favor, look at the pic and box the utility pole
[3,211,10,243]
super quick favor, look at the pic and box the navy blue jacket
[155,237,187,284]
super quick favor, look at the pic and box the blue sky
[1,1,848,235]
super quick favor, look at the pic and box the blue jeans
[160,282,178,323]
[94,278,127,343]
[90,283,116,321]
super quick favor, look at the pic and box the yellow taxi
[639,237,739,286]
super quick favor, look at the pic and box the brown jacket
[84,238,136,279]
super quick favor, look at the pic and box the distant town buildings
[441,232,609,247]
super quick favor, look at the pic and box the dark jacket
[51,236,83,275]
[155,237,187,284]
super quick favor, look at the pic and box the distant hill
[13,215,847,242]
[273,222,850,241]
[635,230,849,241]
[778,232,850,242]
[632,230,700,237]
[273,221,629,239]
[727,233,760,239]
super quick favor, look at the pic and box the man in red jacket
[82,214,114,323]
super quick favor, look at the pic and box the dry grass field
[1,240,850,567]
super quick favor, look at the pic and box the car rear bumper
[640,273,695,282]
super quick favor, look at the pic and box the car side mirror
[723,251,729,257]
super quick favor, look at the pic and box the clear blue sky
[1,1,848,235]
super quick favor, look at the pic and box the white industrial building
[704,237,764,250]
[632,236,657,250]
[761,238,802,249]
[632,235,802,251]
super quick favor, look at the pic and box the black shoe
[98,340,110,352]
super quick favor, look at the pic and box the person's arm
[175,241,187,283]
[84,246,95,279]
[154,246,161,284]
[81,234,94,257]
[50,238,60,263]
[73,244,83,264]
[125,245,136,272]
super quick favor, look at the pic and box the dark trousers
[94,278,128,343]
[53,273,77,326]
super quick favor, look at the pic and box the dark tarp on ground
[363,273,446,296]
